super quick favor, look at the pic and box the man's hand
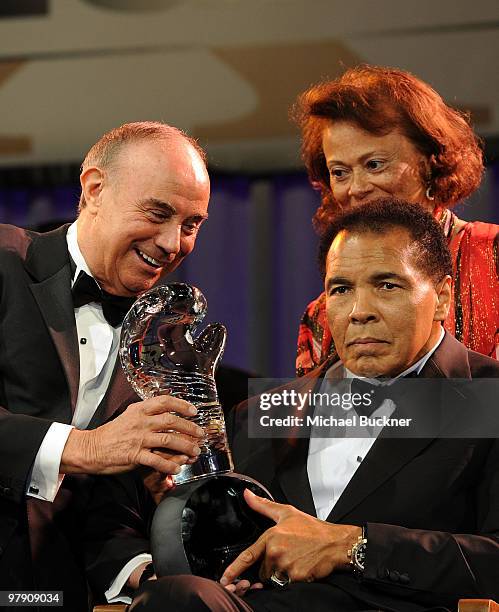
[141,451,202,505]
[142,470,176,505]
[220,490,361,586]
[60,395,204,475]
[127,561,157,591]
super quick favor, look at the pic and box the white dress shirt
[307,328,445,520]
[27,221,121,501]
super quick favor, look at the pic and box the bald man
[0,122,211,611]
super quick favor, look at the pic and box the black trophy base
[151,473,274,582]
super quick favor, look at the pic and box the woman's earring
[426,186,435,201]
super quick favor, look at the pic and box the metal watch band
[347,526,368,574]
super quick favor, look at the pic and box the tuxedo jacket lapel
[87,358,137,428]
[26,225,79,416]
[420,332,472,380]
[327,436,435,522]
[277,437,316,517]
[276,359,339,518]
[30,267,79,416]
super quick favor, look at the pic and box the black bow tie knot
[72,271,135,327]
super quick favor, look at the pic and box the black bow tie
[72,271,135,327]
[350,373,417,418]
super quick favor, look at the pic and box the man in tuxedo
[86,198,499,611]
[0,121,210,611]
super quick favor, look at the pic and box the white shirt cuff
[106,553,153,604]
[27,422,74,502]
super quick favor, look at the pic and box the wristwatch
[348,526,368,574]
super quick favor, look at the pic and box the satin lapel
[30,264,79,415]
[328,332,466,523]
[27,227,79,416]
[276,359,340,518]
[88,356,137,428]
[327,436,435,523]
[277,437,316,516]
[419,332,472,380]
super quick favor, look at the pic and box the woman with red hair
[294,65,498,375]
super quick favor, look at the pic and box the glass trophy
[120,283,273,581]
[120,282,232,484]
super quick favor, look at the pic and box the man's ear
[80,166,105,214]
[434,275,452,322]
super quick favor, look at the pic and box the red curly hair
[292,65,484,234]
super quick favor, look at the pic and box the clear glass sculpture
[119,283,233,484]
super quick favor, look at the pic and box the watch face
[354,542,367,571]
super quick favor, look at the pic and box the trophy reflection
[120,283,273,581]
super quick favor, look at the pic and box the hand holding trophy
[120,283,273,580]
